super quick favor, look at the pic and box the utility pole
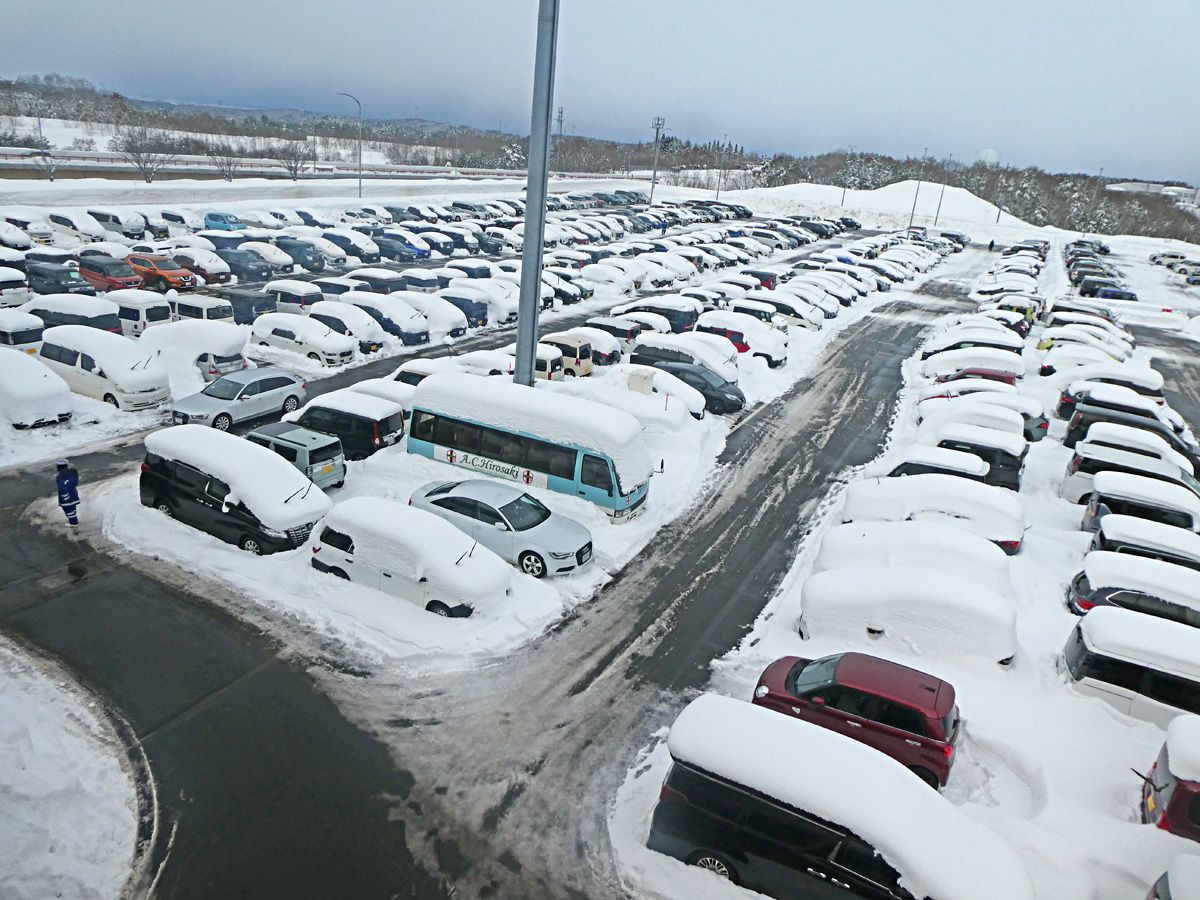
[553,105,564,172]
[513,0,560,387]
[1089,166,1106,230]
[842,145,854,206]
[337,92,363,199]
[933,153,953,226]
[715,132,728,201]
[907,148,927,228]
[648,116,665,204]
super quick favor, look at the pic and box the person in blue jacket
[55,459,80,527]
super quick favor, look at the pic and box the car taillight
[208,367,218,375]
[1076,597,1095,611]
[312,545,320,554]
[1068,454,1082,473]
[139,462,148,473]
[373,422,381,447]
[998,539,1021,551]
[659,783,687,804]
[1060,392,1074,407]
[943,744,954,759]
[1069,413,1082,429]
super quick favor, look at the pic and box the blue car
[204,212,247,231]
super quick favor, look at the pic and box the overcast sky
[4,0,1197,183]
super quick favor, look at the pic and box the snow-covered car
[310,497,512,617]
[237,210,285,230]
[0,349,72,428]
[239,241,295,273]
[921,347,1025,382]
[250,312,356,366]
[0,220,33,250]
[920,326,1023,359]
[0,266,31,308]
[814,520,1012,596]
[339,290,429,345]
[916,400,1026,437]
[563,326,621,367]
[46,210,106,243]
[172,247,232,285]
[37,324,169,410]
[695,309,788,367]
[1039,343,1116,376]
[0,307,43,353]
[841,473,1026,554]
[387,290,468,338]
[604,362,705,418]
[307,300,388,354]
[800,566,1018,664]
[142,424,332,555]
[279,230,348,266]
[410,479,592,578]
[139,319,248,386]
[263,279,323,315]
[631,332,738,384]
[1067,550,1200,621]
[652,694,1035,896]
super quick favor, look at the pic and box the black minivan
[289,395,406,460]
[26,262,97,296]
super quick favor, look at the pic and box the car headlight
[549,550,574,560]
[261,526,288,538]
[190,412,209,420]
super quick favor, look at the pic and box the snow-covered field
[608,231,1200,898]
[0,635,136,900]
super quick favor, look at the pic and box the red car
[172,250,231,285]
[1140,717,1200,844]
[77,256,144,292]
[936,367,1019,386]
[753,652,960,787]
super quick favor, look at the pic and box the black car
[289,402,406,461]
[381,206,421,223]
[645,360,744,415]
[1078,276,1122,297]
[219,287,278,324]
[838,217,862,230]
[273,237,326,273]
[371,235,422,263]
[26,262,96,295]
[475,232,505,255]
[215,248,273,283]
[1064,404,1200,466]
[321,232,381,265]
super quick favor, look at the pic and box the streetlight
[337,92,363,199]
[933,153,953,226]
[715,132,728,201]
[648,117,666,204]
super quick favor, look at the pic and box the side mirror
[494,521,509,532]
[220,502,231,514]
[811,696,826,707]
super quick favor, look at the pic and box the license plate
[322,464,333,474]
[1146,794,1156,813]
[173,413,187,424]
[580,547,592,563]
[24,348,35,354]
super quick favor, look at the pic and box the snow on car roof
[501,342,563,361]
[666,695,1034,900]
[138,320,246,358]
[815,520,1010,595]
[146,425,331,530]
[346,267,405,280]
[0,308,43,330]
[918,401,1025,435]
[263,279,321,296]
[321,497,510,599]
[348,378,415,410]
[0,349,71,422]
[411,372,653,490]
[252,312,351,344]
[634,332,738,383]
[293,387,404,421]
[801,566,1018,663]
[696,309,778,341]
[612,295,703,314]
[559,327,619,354]
[1167,716,1200,782]
[21,294,119,316]
[1097,515,1200,560]
[107,288,170,307]
[1084,550,1200,609]
[1091,471,1200,516]
[924,327,1022,351]
[1081,606,1200,683]
[923,421,1028,458]
[1074,382,1159,412]
[841,474,1025,541]
[1063,364,1164,391]
[946,391,1043,418]
[920,346,1024,378]
[890,444,990,474]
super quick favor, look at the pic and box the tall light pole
[715,132,728,201]
[648,116,665,204]
[907,147,927,228]
[337,92,363,199]
[512,0,560,387]
[841,145,855,206]
[933,153,953,226]
[1089,166,1106,231]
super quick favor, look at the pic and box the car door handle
[805,868,827,879]
[382,572,391,578]
[846,721,862,728]
[831,878,850,890]
[905,739,921,746]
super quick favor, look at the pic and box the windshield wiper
[283,483,312,504]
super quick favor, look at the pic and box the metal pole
[907,180,921,228]
[933,153,952,226]
[648,116,665,204]
[513,0,560,387]
[338,92,363,199]
[715,132,728,201]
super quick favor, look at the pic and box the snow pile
[0,351,73,429]
[841,474,1026,544]
[0,636,135,900]
[137,319,248,397]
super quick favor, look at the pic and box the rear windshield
[146,305,171,321]
[208,305,233,319]
[380,412,406,436]
[6,327,42,344]
[309,440,343,465]
[94,313,121,331]
[213,353,242,365]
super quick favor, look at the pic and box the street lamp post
[933,153,953,226]
[648,117,665,204]
[715,132,728,201]
[337,92,363,199]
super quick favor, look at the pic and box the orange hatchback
[125,253,196,292]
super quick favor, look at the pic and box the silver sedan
[410,479,593,578]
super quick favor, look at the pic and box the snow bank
[1166,714,1200,782]
[0,351,72,429]
[0,635,135,900]
[137,319,247,397]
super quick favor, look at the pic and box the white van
[0,266,30,308]
[1061,439,1196,504]
[541,332,596,376]
[0,308,44,353]
[263,279,322,314]
[87,208,147,240]
[38,325,169,410]
[1062,607,1200,727]
[501,342,565,381]
[109,288,173,337]
[46,210,106,243]
[310,497,512,618]
[170,295,235,323]
[0,350,72,428]
[563,326,621,366]
[250,312,356,366]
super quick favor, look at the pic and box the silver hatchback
[410,479,593,578]
[171,366,306,431]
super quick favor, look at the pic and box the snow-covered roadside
[0,635,136,900]
[608,245,1200,899]
[0,398,165,472]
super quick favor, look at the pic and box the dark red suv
[752,652,960,787]
[78,256,144,292]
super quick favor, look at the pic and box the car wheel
[518,551,547,578]
[426,600,452,618]
[910,766,939,789]
[212,413,232,431]
[688,851,738,883]
[103,394,119,407]
[154,500,173,518]
[332,480,345,489]
[307,352,320,361]
[564,369,576,377]
[282,395,300,413]
[239,536,263,555]
[329,568,349,580]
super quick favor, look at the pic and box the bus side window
[410,411,436,442]
[581,454,614,496]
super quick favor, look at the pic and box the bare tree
[275,139,312,180]
[26,148,58,181]
[109,125,177,183]
[207,142,241,181]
